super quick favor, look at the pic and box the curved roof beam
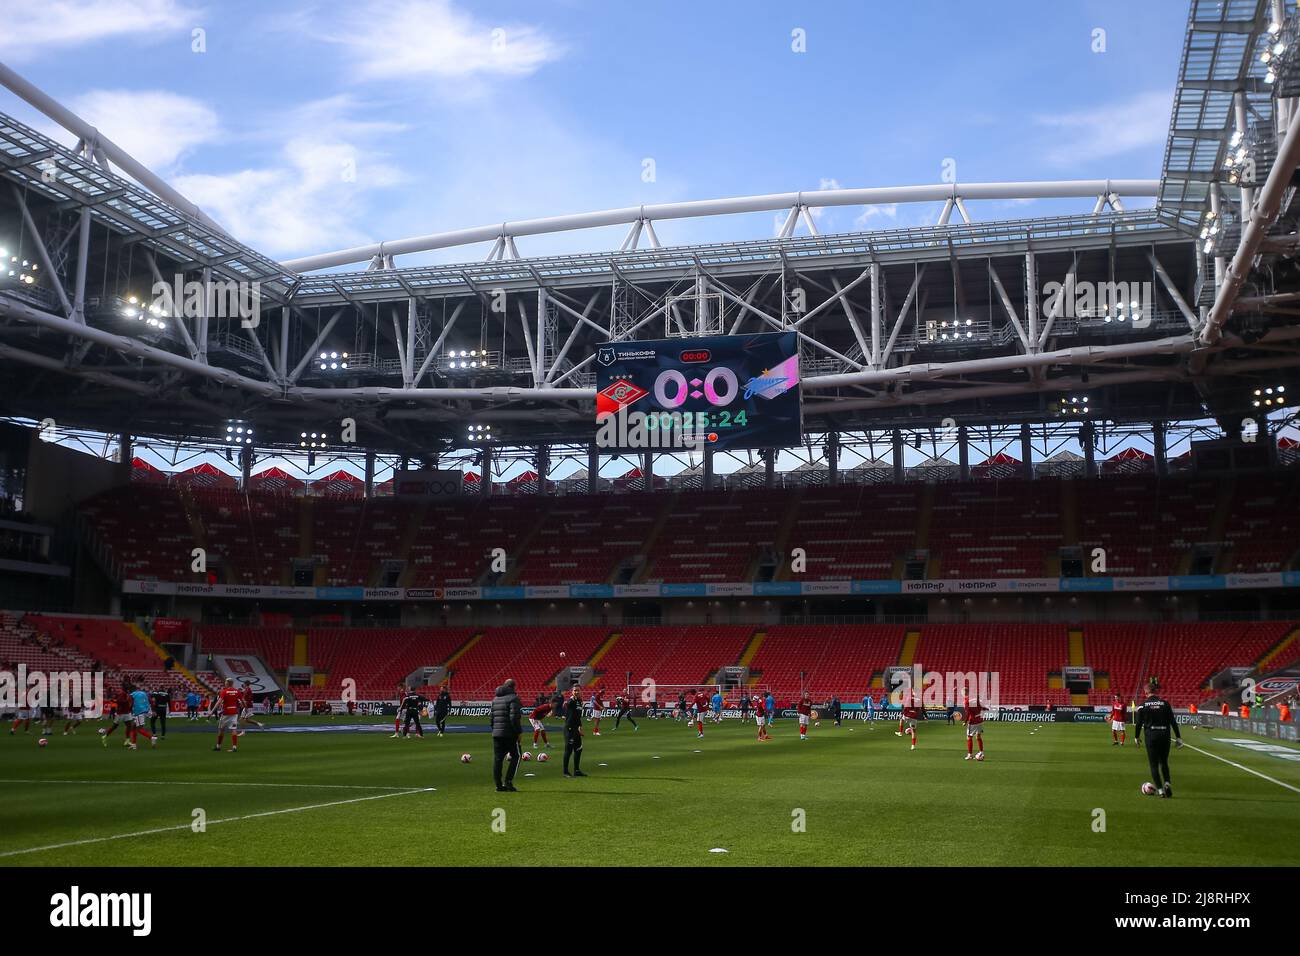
[0,60,229,238]
[283,179,1159,273]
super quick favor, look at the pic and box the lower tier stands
[13,615,1294,709]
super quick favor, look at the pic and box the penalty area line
[1182,743,1300,795]
[0,786,437,860]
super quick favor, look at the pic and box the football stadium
[1,0,1298,932]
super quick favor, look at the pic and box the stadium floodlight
[224,420,254,446]
[4,251,39,287]
[1253,386,1288,408]
[318,350,349,371]
[466,423,494,443]
[1059,395,1090,416]
[300,430,330,448]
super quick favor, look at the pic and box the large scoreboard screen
[594,331,801,452]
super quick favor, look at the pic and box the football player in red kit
[529,701,552,749]
[1109,695,1127,746]
[796,692,813,740]
[963,696,985,760]
[590,689,605,736]
[236,685,264,736]
[895,690,921,750]
[693,690,709,738]
[214,679,244,752]
[754,694,770,741]
[100,688,133,748]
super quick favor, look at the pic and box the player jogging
[127,686,156,750]
[796,692,813,741]
[693,689,709,738]
[1109,694,1127,746]
[963,695,985,760]
[896,691,921,750]
[237,684,264,735]
[529,701,553,748]
[390,683,406,738]
[613,694,638,732]
[400,690,427,738]
[1134,678,1182,798]
[434,686,451,736]
[589,688,605,735]
[100,688,132,747]
[213,678,243,752]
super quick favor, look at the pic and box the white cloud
[320,0,563,84]
[852,203,900,230]
[68,89,220,171]
[174,98,410,256]
[1034,90,1171,166]
[0,0,200,59]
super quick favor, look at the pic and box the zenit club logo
[596,379,647,417]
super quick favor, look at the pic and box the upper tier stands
[80,471,1299,589]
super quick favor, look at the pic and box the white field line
[1182,742,1300,795]
[0,786,437,859]
[0,778,413,791]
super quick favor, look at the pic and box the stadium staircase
[175,483,216,581]
[393,502,429,587]
[767,490,804,580]
[1201,479,1236,574]
[632,492,680,583]
[914,485,936,577]
[1253,624,1300,673]
[1066,628,1088,704]
[127,622,212,691]
[499,505,551,585]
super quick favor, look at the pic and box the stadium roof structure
[1,0,1300,469]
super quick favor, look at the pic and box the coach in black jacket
[490,679,523,792]
[563,688,586,778]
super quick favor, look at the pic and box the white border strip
[0,786,436,859]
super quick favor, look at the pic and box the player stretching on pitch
[613,694,638,732]
[796,692,813,741]
[1109,695,1127,746]
[895,690,921,750]
[529,700,553,748]
[963,695,985,760]
[1134,678,1182,798]
[213,678,243,752]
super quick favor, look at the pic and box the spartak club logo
[597,379,647,417]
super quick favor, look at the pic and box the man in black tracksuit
[490,679,522,792]
[400,691,427,738]
[1134,678,1182,798]
[433,687,451,736]
[149,690,169,738]
[563,688,586,778]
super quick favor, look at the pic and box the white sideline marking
[1183,743,1300,795]
[0,786,437,859]
[0,778,411,791]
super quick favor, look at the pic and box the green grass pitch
[3,716,1298,866]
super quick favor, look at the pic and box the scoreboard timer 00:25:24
[594,331,802,451]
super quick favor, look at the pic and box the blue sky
[1,0,1185,269]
